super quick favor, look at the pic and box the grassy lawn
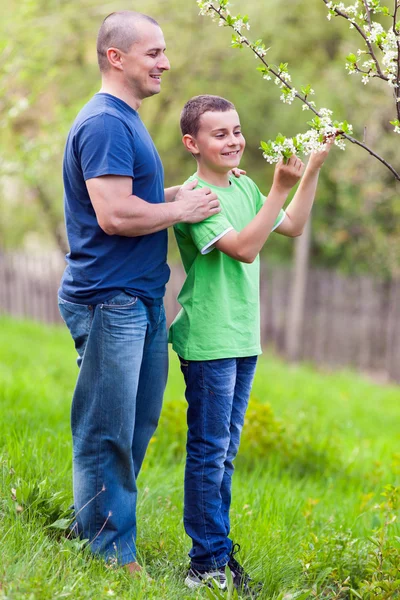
[0,317,399,599]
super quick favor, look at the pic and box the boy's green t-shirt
[169,174,285,361]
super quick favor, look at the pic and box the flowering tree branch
[324,0,387,80]
[324,0,400,144]
[197,0,400,181]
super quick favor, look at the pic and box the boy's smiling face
[184,109,246,174]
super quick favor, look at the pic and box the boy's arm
[164,185,181,203]
[215,156,304,263]
[275,137,335,237]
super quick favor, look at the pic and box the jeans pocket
[58,299,93,362]
[100,291,138,309]
[58,296,90,310]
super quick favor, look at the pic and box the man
[58,11,220,574]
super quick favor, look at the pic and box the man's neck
[99,81,142,111]
[196,166,231,188]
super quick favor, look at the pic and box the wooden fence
[1,252,399,382]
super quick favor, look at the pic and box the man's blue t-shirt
[59,93,170,305]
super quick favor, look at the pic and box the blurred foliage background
[1,0,399,275]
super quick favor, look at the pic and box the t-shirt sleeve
[76,114,135,181]
[253,179,286,231]
[187,213,234,255]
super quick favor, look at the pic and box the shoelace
[229,543,251,582]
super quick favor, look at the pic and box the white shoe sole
[185,575,227,590]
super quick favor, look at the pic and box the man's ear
[106,47,124,71]
[182,134,200,156]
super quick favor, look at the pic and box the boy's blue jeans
[58,291,168,565]
[179,356,258,571]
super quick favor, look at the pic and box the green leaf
[231,34,243,49]
[260,140,271,151]
[48,518,72,530]
[346,53,357,64]
[307,116,322,131]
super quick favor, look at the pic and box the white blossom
[345,63,357,74]
[320,108,333,118]
[280,88,297,104]
[233,19,244,33]
[335,137,346,150]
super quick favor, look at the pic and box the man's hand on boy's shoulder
[175,179,221,224]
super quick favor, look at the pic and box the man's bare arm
[86,176,220,237]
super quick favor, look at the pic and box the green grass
[0,316,399,599]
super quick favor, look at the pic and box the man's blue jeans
[179,356,258,571]
[58,291,168,565]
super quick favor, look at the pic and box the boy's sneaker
[228,543,263,595]
[185,566,227,590]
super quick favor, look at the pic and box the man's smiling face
[121,20,170,101]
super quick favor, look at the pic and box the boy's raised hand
[307,134,336,171]
[272,155,305,193]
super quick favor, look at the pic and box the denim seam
[58,296,89,308]
[199,361,206,391]
[93,309,106,551]
[156,303,164,328]
[86,305,94,342]
[200,378,210,559]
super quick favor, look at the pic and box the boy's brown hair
[180,95,236,138]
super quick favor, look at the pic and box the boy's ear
[182,134,200,156]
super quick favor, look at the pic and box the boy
[169,95,333,593]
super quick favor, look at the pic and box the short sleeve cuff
[272,210,286,231]
[201,227,234,255]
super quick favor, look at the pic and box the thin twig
[65,484,106,539]
[211,6,320,115]
[90,511,112,545]
[343,133,400,180]
[362,0,372,29]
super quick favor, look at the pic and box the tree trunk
[285,218,311,362]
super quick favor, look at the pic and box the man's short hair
[97,11,160,72]
[180,95,236,137]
